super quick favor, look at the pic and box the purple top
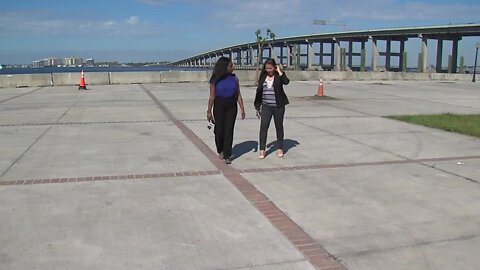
[215,74,238,98]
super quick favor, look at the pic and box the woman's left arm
[237,90,246,119]
[280,73,289,85]
[276,65,290,85]
[236,77,246,119]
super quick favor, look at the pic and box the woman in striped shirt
[254,58,290,159]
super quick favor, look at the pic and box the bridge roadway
[172,23,480,74]
[0,81,479,270]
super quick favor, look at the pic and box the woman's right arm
[254,83,262,111]
[207,83,215,121]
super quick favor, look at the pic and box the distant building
[32,57,60,67]
[64,57,82,66]
[32,60,42,68]
[85,58,95,66]
[47,57,61,66]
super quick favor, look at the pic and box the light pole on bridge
[472,42,480,83]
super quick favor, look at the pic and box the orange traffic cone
[316,78,324,97]
[78,70,87,90]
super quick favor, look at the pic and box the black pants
[259,105,285,150]
[213,97,237,159]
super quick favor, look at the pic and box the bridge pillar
[360,47,366,71]
[436,39,444,73]
[451,38,459,73]
[244,49,249,66]
[295,44,301,70]
[236,50,241,66]
[335,40,341,71]
[279,44,285,66]
[319,42,324,68]
[270,44,278,61]
[348,40,353,69]
[448,55,453,73]
[399,40,406,72]
[341,48,347,71]
[287,44,292,67]
[255,47,260,67]
[237,50,241,65]
[244,48,248,66]
[360,42,366,71]
[307,41,313,70]
[330,42,335,69]
[289,44,298,69]
[420,37,428,72]
[385,38,392,71]
[371,39,379,72]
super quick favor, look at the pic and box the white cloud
[126,16,140,25]
[205,0,480,29]
[208,0,304,29]
[102,20,117,28]
[327,1,480,21]
[0,10,160,37]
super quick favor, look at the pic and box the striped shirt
[262,76,276,106]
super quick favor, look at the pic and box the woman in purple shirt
[207,57,246,164]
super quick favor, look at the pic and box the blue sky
[1,0,479,65]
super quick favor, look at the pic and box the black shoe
[224,158,232,164]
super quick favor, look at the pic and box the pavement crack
[342,233,480,258]
[209,258,309,270]
[0,87,44,104]
[0,126,52,179]
[422,163,479,183]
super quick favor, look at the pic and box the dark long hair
[209,57,232,84]
[258,58,277,84]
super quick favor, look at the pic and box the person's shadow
[265,139,300,157]
[231,140,258,161]
[231,139,300,160]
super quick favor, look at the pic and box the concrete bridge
[171,24,480,74]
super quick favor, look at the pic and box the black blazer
[254,73,290,110]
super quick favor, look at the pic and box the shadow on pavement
[231,139,300,160]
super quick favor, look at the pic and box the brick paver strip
[1,155,478,187]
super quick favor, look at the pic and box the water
[0,65,210,75]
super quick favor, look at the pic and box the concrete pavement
[0,80,479,270]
